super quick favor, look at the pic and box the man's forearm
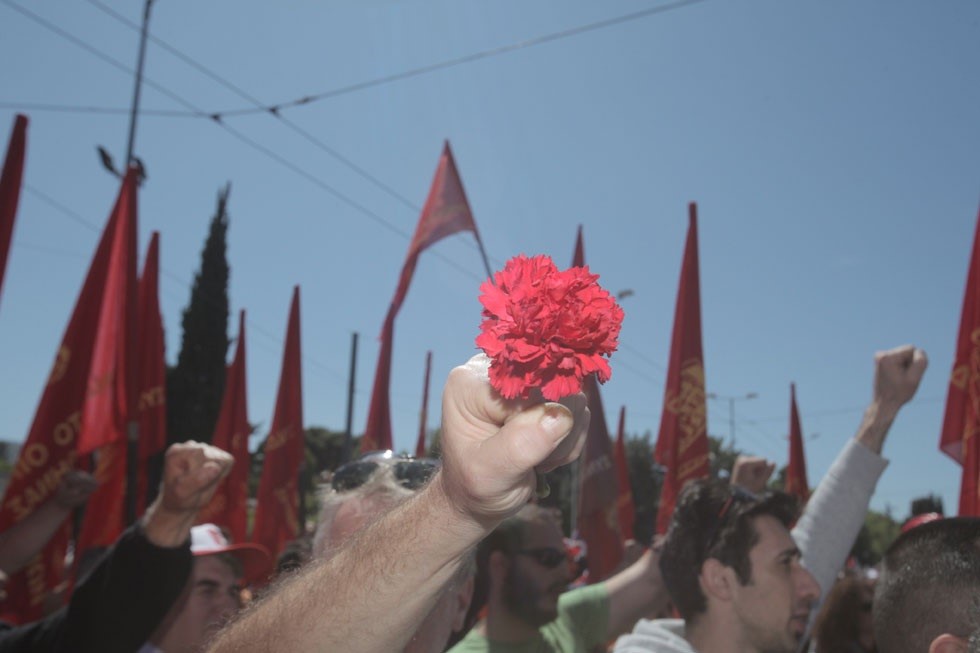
[208,471,489,653]
[854,400,902,454]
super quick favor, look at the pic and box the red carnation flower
[476,254,624,401]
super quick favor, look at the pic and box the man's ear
[488,551,510,586]
[928,634,968,653]
[452,574,476,631]
[699,558,735,603]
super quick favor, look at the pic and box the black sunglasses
[702,485,760,559]
[515,547,567,569]
[330,451,439,492]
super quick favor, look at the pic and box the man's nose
[796,565,821,604]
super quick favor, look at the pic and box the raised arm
[602,544,669,640]
[207,354,590,653]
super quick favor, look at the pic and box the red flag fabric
[653,203,709,535]
[0,168,136,622]
[785,383,810,503]
[198,310,251,542]
[135,232,167,515]
[362,141,481,452]
[614,406,636,541]
[415,351,432,459]
[252,287,304,562]
[75,439,127,558]
[940,208,980,516]
[572,226,624,582]
[0,114,27,307]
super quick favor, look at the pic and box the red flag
[654,203,709,535]
[0,114,27,307]
[362,141,482,452]
[252,287,304,562]
[135,232,167,515]
[940,207,980,516]
[614,406,636,541]
[415,351,433,459]
[572,226,624,581]
[785,383,810,503]
[198,310,251,542]
[75,439,127,558]
[0,168,137,622]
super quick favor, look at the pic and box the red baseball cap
[190,524,271,584]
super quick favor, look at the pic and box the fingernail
[540,402,573,436]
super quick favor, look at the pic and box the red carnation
[476,254,624,401]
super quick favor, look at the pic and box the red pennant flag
[785,383,810,503]
[135,232,167,515]
[940,207,980,516]
[0,168,137,622]
[198,310,251,542]
[0,114,27,308]
[654,203,709,535]
[415,351,433,459]
[572,226,624,582]
[252,287,304,562]
[362,141,482,452]
[75,440,127,558]
[614,406,636,541]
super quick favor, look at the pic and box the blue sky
[0,0,978,519]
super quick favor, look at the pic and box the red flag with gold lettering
[0,168,137,622]
[614,406,636,541]
[362,141,483,452]
[198,310,250,542]
[572,226,624,581]
[940,208,980,516]
[654,203,709,534]
[0,114,27,308]
[252,287,304,562]
[785,383,810,503]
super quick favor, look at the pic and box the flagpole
[341,332,358,464]
[125,0,154,167]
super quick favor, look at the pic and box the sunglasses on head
[702,485,761,558]
[514,547,568,569]
[330,451,439,492]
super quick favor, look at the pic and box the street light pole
[706,391,758,448]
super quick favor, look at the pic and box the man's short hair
[873,517,980,653]
[659,478,799,622]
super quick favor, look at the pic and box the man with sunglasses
[614,344,928,653]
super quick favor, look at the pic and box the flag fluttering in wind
[785,383,810,503]
[198,310,251,542]
[940,208,980,516]
[614,406,636,541]
[415,351,433,459]
[0,114,27,310]
[362,141,483,452]
[654,203,709,535]
[571,226,624,581]
[252,287,304,565]
[0,167,138,622]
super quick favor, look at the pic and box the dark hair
[873,517,980,653]
[813,573,876,653]
[659,478,799,622]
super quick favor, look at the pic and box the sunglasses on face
[514,547,568,569]
[330,451,439,492]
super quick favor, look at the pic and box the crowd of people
[0,343,977,653]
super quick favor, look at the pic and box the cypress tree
[166,184,232,444]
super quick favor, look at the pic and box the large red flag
[0,114,27,308]
[0,168,137,622]
[785,383,810,503]
[198,310,250,542]
[614,406,636,541]
[415,351,432,459]
[252,287,304,562]
[654,203,709,535]
[940,208,980,516]
[572,226,624,581]
[135,232,167,515]
[362,141,482,452]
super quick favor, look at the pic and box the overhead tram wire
[0,102,195,117]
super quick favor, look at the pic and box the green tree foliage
[166,184,231,444]
[850,509,900,566]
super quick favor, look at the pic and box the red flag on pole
[940,207,980,516]
[362,141,481,452]
[135,232,167,515]
[785,383,810,503]
[252,287,304,562]
[0,168,137,622]
[572,226,624,581]
[654,203,709,535]
[614,406,636,541]
[415,351,432,459]
[198,310,251,542]
[0,114,27,308]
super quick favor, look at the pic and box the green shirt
[448,583,610,653]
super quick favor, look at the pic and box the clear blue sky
[1,0,978,519]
